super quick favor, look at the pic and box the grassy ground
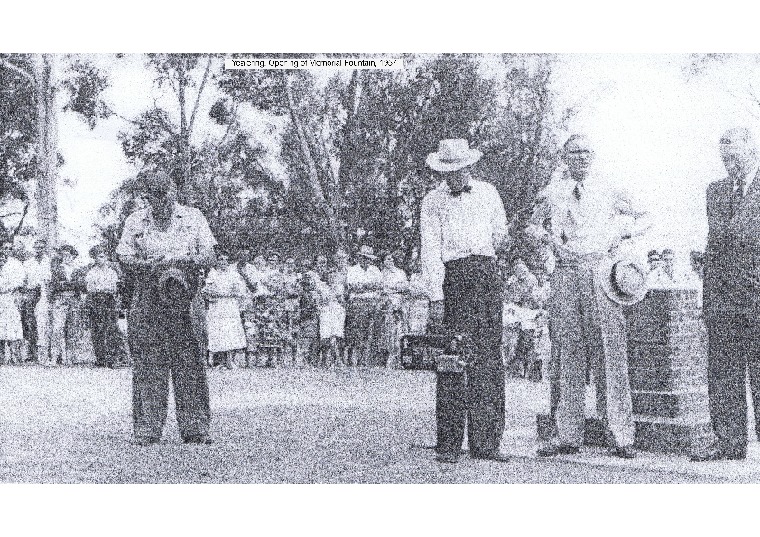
[1,365,757,483]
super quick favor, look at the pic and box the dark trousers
[21,289,41,351]
[436,256,505,457]
[706,313,760,455]
[129,283,210,441]
[88,292,118,367]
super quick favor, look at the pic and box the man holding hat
[527,134,648,459]
[419,138,510,463]
[117,170,217,446]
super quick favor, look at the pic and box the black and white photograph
[3,3,760,533]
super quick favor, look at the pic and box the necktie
[449,185,472,197]
[572,183,582,200]
[733,176,746,216]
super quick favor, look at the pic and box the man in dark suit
[694,127,760,461]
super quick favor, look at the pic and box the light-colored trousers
[50,292,78,365]
[548,255,635,448]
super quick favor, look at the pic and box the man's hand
[551,239,579,264]
[429,300,445,328]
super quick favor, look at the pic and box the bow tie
[449,185,472,197]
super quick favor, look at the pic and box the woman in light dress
[345,246,384,367]
[378,252,409,369]
[0,243,26,365]
[202,248,247,369]
[315,269,346,367]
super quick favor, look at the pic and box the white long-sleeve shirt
[420,179,508,301]
[526,172,650,260]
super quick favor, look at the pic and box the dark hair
[89,245,107,259]
[214,245,232,259]
[57,244,79,257]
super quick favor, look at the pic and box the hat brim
[426,149,482,172]
[595,257,649,307]
[57,245,79,257]
[358,252,378,260]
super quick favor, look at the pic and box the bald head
[563,134,595,181]
[720,127,758,178]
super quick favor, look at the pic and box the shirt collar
[141,202,186,224]
[435,179,479,195]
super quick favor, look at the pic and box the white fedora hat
[595,256,649,307]
[425,139,483,172]
[357,245,377,260]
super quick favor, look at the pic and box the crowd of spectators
[0,237,433,370]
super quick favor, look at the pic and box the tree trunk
[177,58,190,199]
[282,72,342,247]
[32,53,59,364]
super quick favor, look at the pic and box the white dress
[316,279,346,339]
[204,266,247,353]
[0,258,25,341]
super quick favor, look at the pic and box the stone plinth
[537,289,712,454]
[626,289,712,454]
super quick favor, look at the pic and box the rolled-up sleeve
[612,188,651,242]
[116,213,140,259]
[525,190,553,242]
[490,184,508,246]
[420,193,445,302]
[192,208,217,255]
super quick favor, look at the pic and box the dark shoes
[183,435,214,445]
[610,446,636,459]
[133,437,160,446]
[410,442,439,450]
[537,444,580,457]
[471,451,511,463]
[690,447,746,462]
[436,452,460,463]
[434,450,511,464]
[134,435,213,446]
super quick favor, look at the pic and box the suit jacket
[704,170,760,319]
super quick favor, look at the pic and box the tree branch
[188,55,213,134]
[0,57,35,85]
[12,202,30,237]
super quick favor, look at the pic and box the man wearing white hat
[419,138,510,463]
[527,134,648,459]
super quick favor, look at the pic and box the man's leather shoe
[411,442,438,450]
[472,451,511,463]
[436,452,460,464]
[537,444,580,457]
[183,435,214,445]
[133,437,160,446]
[611,446,636,459]
[690,447,746,462]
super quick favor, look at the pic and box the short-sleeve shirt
[23,257,51,290]
[116,203,217,261]
[85,265,120,294]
